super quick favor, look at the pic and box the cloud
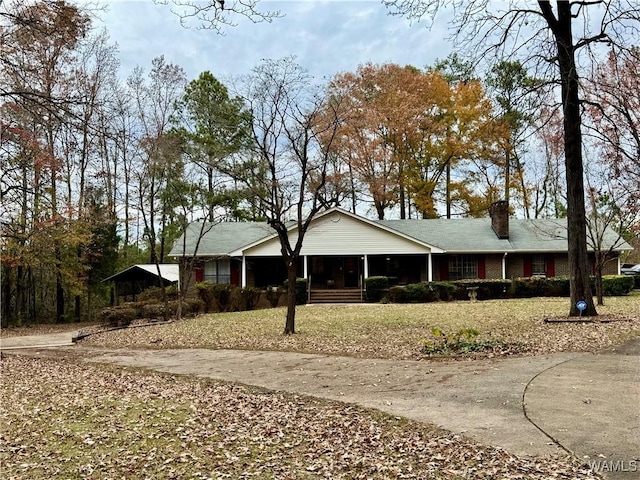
[96,0,454,83]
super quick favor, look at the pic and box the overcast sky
[95,1,455,84]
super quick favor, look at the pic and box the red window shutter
[523,257,533,277]
[439,257,449,281]
[478,256,486,279]
[195,267,204,282]
[230,263,240,286]
[545,255,555,277]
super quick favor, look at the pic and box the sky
[94,0,455,84]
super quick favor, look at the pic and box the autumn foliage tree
[328,63,504,220]
[385,1,640,316]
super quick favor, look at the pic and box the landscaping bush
[265,286,285,308]
[388,286,405,303]
[450,279,512,300]
[195,282,216,313]
[296,278,308,305]
[429,281,457,301]
[422,326,521,356]
[240,287,262,311]
[212,284,234,312]
[403,283,433,303]
[386,283,438,303]
[513,277,547,298]
[600,275,635,296]
[137,285,179,302]
[142,302,174,319]
[181,298,204,315]
[365,276,389,302]
[544,276,570,296]
[100,305,138,327]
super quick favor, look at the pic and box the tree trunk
[283,259,298,335]
[554,2,597,316]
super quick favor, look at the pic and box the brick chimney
[489,200,509,239]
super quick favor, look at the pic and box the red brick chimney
[490,200,509,239]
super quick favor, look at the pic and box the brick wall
[485,254,503,279]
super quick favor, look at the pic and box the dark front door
[343,256,359,288]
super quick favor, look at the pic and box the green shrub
[545,276,570,296]
[388,286,405,303]
[422,326,521,356]
[195,282,216,312]
[181,298,204,315]
[142,302,170,319]
[265,286,285,308]
[365,276,389,302]
[100,306,137,327]
[429,281,456,301]
[137,285,179,302]
[241,287,262,310]
[513,277,547,298]
[295,278,308,305]
[403,283,431,303]
[212,284,234,312]
[600,275,635,296]
[449,279,511,300]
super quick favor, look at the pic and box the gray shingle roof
[169,221,274,257]
[377,218,598,253]
[170,210,632,257]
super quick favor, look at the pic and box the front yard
[0,355,601,479]
[81,296,640,359]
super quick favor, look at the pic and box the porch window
[531,254,546,276]
[448,255,477,280]
[204,258,231,284]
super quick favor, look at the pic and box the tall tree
[384,1,640,315]
[172,71,252,221]
[486,60,540,217]
[227,57,347,334]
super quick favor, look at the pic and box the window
[204,258,231,284]
[531,254,546,276]
[448,255,477,280]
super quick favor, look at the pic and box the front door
[343,256,359,288]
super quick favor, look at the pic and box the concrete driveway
[2,331,639,479]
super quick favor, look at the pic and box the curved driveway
[2,331,638,479]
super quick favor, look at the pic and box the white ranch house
[169,203,630,302]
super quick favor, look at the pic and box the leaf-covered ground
[0,321,96,339]
[1,355,601,479]
[82,296,640,359]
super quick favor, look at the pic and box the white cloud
[95,0,454,83]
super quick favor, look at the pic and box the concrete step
[309,289,363,303]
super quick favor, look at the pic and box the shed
[102,264,179,303]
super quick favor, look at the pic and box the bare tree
[383,0,640,316]
[227,57,347,334]
[585,180,637,306]
[154,0,281,34]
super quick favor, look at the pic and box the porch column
[427,253,433,282]
[502,253,507,280]
[241,256,247,287]
[303,255,308,280]
[363,254,369,279]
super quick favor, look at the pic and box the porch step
[309,289,363,304]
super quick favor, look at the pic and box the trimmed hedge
[599,275,635,296]
[365,276,389,302]
[295,278,308,305]
[371,274,633,304]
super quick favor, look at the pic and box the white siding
[245,212,431,256]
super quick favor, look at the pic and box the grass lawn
[82,295,640,359]
[0,355,600,479]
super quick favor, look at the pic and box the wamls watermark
[587,459,638,474]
